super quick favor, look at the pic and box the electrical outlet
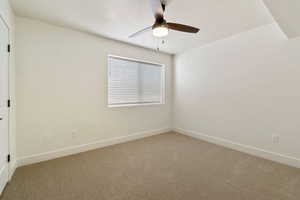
[272,135,280,144]
[71,129,78,139]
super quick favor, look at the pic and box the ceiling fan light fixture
[129,0,200,38]
[153,26,169,37]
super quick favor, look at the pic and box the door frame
[0,13,11,182]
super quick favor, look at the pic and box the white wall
[15,15,300,168]
[16,17,173,160]
[0,0,17,178]
[174,23,300,167]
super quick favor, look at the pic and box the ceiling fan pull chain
[155,38,167,52]
[156,38,160,52]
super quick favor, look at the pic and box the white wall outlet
[71,129,78,139]
[272,135,280,144]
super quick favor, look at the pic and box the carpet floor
[1,132,300,200]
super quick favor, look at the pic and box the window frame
[107,55,166,108]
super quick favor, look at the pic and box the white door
[0,17,9,195]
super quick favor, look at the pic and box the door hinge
[7,44,11,53]
[7,99,11,108]
[7,154,10,163]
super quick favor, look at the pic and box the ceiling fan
[129,0,200,38]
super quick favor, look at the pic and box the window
[108,55,165,107]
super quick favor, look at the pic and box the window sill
[108,102,164,108]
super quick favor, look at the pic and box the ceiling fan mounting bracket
[162,3,166,12]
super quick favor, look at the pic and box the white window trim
[107,54,166,108]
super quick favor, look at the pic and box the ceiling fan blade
[150,0,164,19]
[167,22,200,33]
[129,26,152,38]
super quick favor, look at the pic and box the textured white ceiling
[11,0,274,54]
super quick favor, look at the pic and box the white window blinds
[108,56,164,106]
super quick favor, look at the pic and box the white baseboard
[0,161,16,195]
[9,161,17,181]
[174,128,300,169]
[16,127,300,169]
[0,165,8,196]
[17,128,171,167]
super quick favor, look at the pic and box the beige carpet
[1,132,300,200]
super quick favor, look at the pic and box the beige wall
[0,0,17,178]
[174,23,300,166]
[16,17,173,159]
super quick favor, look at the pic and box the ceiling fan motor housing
[153,18,167,29]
